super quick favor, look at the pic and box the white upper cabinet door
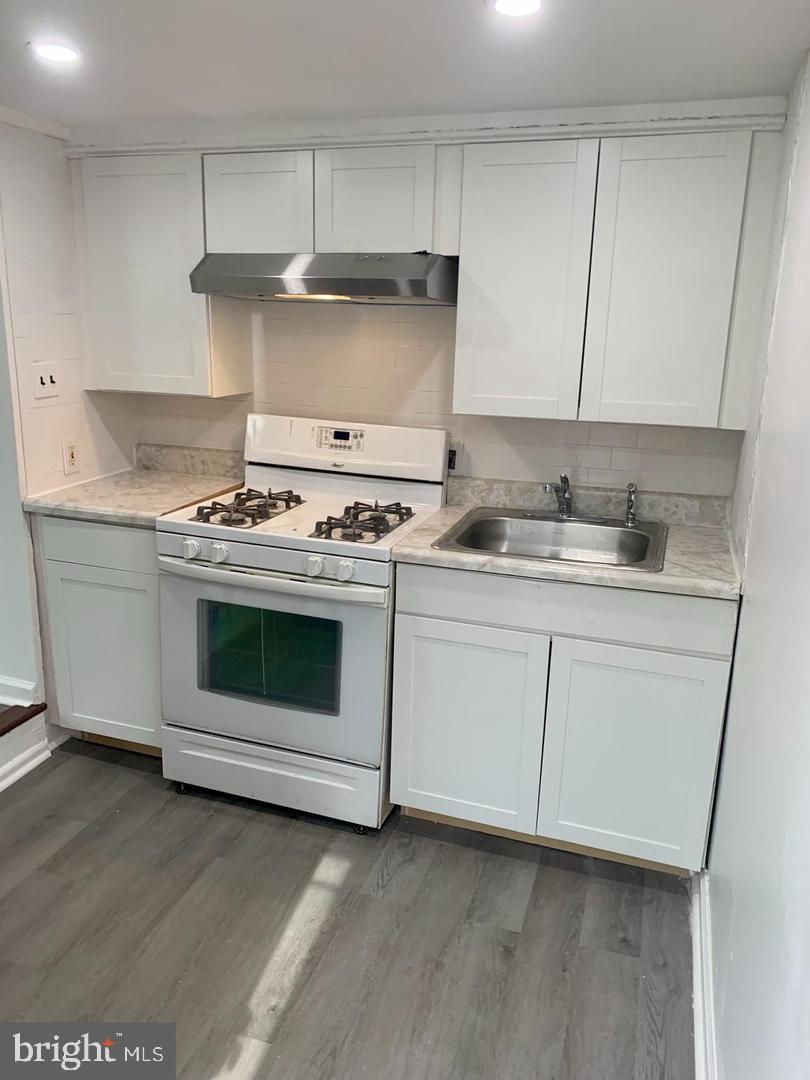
[453,140,599,419]
[391,614,550,834]
[580,131,752,426]
[314,145,436,252]
[537,637,730,870]
[81,154,211,395]
[204,151,314,253]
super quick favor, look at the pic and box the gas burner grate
[310,515,390,544]
[236,488,304,511]
[345,500,414,524]
[310,500,415,544]
[192,488,304,529]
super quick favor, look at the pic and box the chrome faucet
[543,473,573,519]
[625,483,638,528]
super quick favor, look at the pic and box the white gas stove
[157,414,445,581]
[157,414,447,829]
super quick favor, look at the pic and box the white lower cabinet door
[45,561,161,747]
[391,615,550,833]
[537,638,730,870]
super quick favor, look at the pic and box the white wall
[708,55,810,1080]
[0,122,136,495]
[730,94,802,568]
[135,301,743,496]
[0,277,41,705]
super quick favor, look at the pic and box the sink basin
[433,507,668,572]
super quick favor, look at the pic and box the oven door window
[198,600,342,715]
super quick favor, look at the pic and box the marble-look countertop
[393,506,741,600]
[23,469,241,528]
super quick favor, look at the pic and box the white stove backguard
[242,464,444,512]
[244,413,448,488]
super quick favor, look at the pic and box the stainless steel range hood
[189,252,458,306]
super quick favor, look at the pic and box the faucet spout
[543,472,573,518]
[625,483,638,528]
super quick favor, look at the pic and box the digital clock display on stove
[316,425,365,451]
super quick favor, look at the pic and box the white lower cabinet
[392,563,735,871]
[390,615,550,834]
[38,518,162,747]
[537,638,730,870]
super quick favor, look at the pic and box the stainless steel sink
[433,507,668,572]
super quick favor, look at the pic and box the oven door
[159,557,390,767]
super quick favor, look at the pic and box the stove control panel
[316,426,365,453]
[156,531,392,587]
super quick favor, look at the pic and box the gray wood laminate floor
[0,741,695,1079]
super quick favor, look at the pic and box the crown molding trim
[0,104,68,141]
[66,96,787,156]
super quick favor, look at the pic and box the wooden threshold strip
[81,732,162,759]
[0,702,47,739]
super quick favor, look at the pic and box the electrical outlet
[33,364,59,400]
[62,441,79,475]
[448,440,464,471]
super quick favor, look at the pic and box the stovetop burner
[193,488,304,529]
[310,501,414,544]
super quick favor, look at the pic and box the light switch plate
[33,364,59,400]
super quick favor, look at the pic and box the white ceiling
[0,0,808,135]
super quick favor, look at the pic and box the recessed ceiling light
[30,41,81,64]
[493,0,542,15]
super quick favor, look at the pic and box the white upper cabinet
[80,154,252,396]
[314,145,436,252]
[580,131,752,426]
[204,151,314,253]
[453,140,599,419]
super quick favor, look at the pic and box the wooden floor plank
[634,872,695,1080]
[0,741,695,1079]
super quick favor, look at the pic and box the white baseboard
[692,872,718,1080]
[0,715,51,793]
[0,675,38,707]
[47,722,77,750]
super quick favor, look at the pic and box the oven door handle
[158,556,389,607]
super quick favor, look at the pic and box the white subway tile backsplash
[684,427,744,453]
[636,425,689,451]
[589,423,638,448]
[128,302,743,498]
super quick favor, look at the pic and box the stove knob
[306,555,326,578]
[210,542,229,564]
[336,559,356,582]
[181,538,201,561]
